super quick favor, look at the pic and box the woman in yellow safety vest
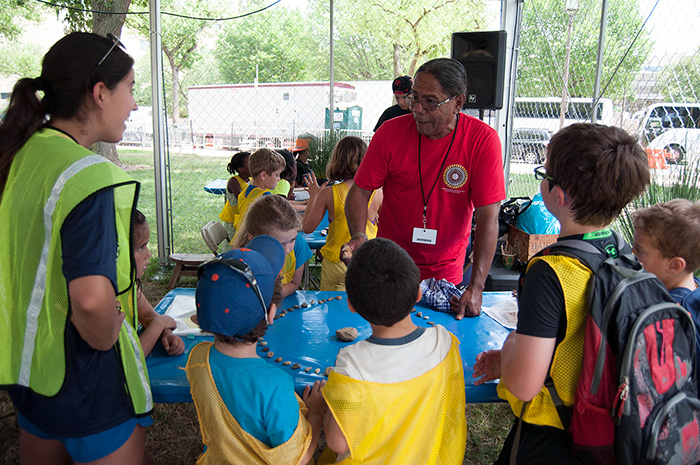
[0,32,153,464]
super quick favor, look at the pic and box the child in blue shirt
[185,235,326,464]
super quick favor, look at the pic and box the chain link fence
[113,0,700,255]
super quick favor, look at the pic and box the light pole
[559,0,580,130]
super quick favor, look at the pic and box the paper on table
[164,294,205,336]
[482,295,518,330]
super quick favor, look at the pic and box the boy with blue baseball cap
[185,235,327,464]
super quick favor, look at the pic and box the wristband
[352,232,368,241]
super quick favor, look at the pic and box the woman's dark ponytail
[0,78,45,195]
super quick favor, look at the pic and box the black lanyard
[417,114,459,229]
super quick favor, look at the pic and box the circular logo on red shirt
[443,164,468,189]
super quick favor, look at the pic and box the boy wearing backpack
[473,123,651,464]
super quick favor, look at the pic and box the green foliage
[309,0,489,80]
[617,160,700,244]
[0,41,42,78]
[128,0,222,121]
[518,0,652,101]
[0,0,41,40]
[215,1,315,83]
[308,129,342,179]
[658,51,700,102]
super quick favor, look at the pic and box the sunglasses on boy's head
[198,256,267,313]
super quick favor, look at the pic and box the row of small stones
[260,296,435,376]
[273,295,344,320]
[262,295,344,377]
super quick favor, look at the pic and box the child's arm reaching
[323,404,349,456]
[137,288,185,357]
[300,380,328,464]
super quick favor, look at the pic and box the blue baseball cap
[195,235,285,337]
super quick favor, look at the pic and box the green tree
[517,0,653,101]
[658,52,700,102]
[0,0,40,40]
[309,0,489,81]
[215,1,317,83]
[0,42,42,78]
[128,0,221,122]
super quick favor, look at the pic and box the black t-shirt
[373,104,412,132]
[516,232,622,344]
[296,158,313,186]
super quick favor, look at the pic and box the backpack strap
[544,377,573,430]
[510,401,529,465]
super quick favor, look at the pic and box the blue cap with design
[195,235,285,337]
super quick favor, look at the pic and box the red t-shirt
[355,113,505,283]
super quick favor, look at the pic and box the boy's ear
[347,300,357,314]
[556,186,568,207]
[266,303,277,324]
[667,256,687,275]
[416,286,422,303]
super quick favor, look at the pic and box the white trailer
[187,81,361,149]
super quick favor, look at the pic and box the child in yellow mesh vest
[321,238,467,465]
[302,136,383,291]
[185,235,326,465]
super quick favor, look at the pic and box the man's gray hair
[415,58,468,97]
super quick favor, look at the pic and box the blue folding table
[146,289,512,404]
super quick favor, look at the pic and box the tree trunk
[165,50,180,123]
[91,0,132,166]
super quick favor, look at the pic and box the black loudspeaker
[451,31,507,110]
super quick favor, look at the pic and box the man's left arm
[450,201,500,318]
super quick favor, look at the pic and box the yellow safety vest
[497,254,592,428]
[185,342,313,465]
[322,333,467,465]
[0,128,152,415]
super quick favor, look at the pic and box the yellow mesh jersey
[322,333,467,465]
[281,250,297,285]
[320,182,378,264]
[497,254,592,428]
[220,176,249,223]
[185,342,312,465]
[231,187,270,243]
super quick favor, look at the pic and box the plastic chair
[201,220,231,254]
[167,221,229,289]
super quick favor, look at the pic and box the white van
[635,103,700,145]
[646,128,700,164]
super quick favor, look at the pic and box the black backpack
[535,232,700,465]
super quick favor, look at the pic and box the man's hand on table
[449,285,482,319]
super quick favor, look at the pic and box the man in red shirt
[343,58,505,319]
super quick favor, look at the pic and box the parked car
[511,128,551,164]
[646,128,700,164]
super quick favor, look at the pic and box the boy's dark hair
[276,149,297,183]
[248,148,285,178]
[227,151,250,175]
[547,123,650,226]
[345,238,420,326]
[633,199,700,272]
[213,276,283,345]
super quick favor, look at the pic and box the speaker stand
[478,109,485,121]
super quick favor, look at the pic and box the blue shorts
[17,412,153,462]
